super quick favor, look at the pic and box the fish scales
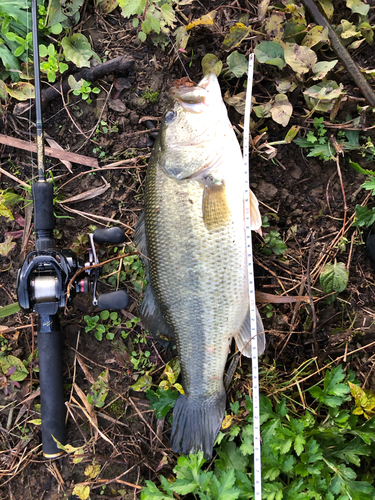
[135,73,265,458]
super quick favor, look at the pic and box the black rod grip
[32,182,55,231]
[37,314,65,458]
[93,227,125,244]
[97,290,130,310]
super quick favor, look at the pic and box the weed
[118,0,178,45]
[87,369,109,408]
[84,310,121,341]
[93,146,106,159]
[39,43,68,83]
[69,76,100,104]
[320,260,349,303]
[142,88,159,103]
[95,120,119,138]
[142,366,375,499]
[262,230,287,256]
[102,249,147,294]
[264,304,274,319]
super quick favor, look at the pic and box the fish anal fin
[141,284,175,349]
[202,178,230,230]
[235,307,265,357]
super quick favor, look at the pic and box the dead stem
[306,233,319,358]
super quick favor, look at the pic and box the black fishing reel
[16,182,130,458]
[17,226,130,315]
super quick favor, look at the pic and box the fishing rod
[16,0,130,458]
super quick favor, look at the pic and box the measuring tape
[243,53,262,499]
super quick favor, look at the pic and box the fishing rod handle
[93,227,126,244]
[32,182,55,232]
[37,314,65,458]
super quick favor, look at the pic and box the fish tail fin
[171,391,226,459]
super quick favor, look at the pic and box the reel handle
[37,314,65,458]
[93,227,125,245]
[97,290,130,310]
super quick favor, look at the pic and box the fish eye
[165,110,176,124]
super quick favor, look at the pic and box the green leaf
[138,31,147,42]
[312,60,338,80]
[130,373,152,391]
[362,177,375,194]
[309,365,351,408]
[0,79,7,101]
[317,0,334,18]
[0,302,21,318]
[50,23,63,34]
[172,452,211,495]
[346,0,370,15]
[215,440,249,473]
[146,387,179,419]
[100,310,110,321]
[0,45,21,80]
[62,34,93,68]
[320,261,349,294]
[284,43,317,75]
[140,480,175,499]
[202,53,222,77]
[6,82,35,101]
[226,51,248,78]
[210,469,240,500]
[222,23,249,51]
[160,4,175,26]
[352,205,375,228]
[254,41,285,70]
[302,26,329,48]
[0,355,28,381]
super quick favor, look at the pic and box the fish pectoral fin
[202,178,230,230]
[171,392,226,460]
[141,284,176,349]
[134,212,147,257]
[249,189,262,232]
[133,212,150,278]
[234,307,265,357]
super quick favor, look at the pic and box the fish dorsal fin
[202,176,230,230]
[235,307,265,356]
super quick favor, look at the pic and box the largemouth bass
[134,73,265,459]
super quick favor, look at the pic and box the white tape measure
[243,53,262,499]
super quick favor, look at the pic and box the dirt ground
[1,1,375,499]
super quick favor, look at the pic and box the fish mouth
[170,73,218,113]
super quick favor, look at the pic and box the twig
[306,232,319,358]
[59,204,134,231]
[0,134,99,168]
